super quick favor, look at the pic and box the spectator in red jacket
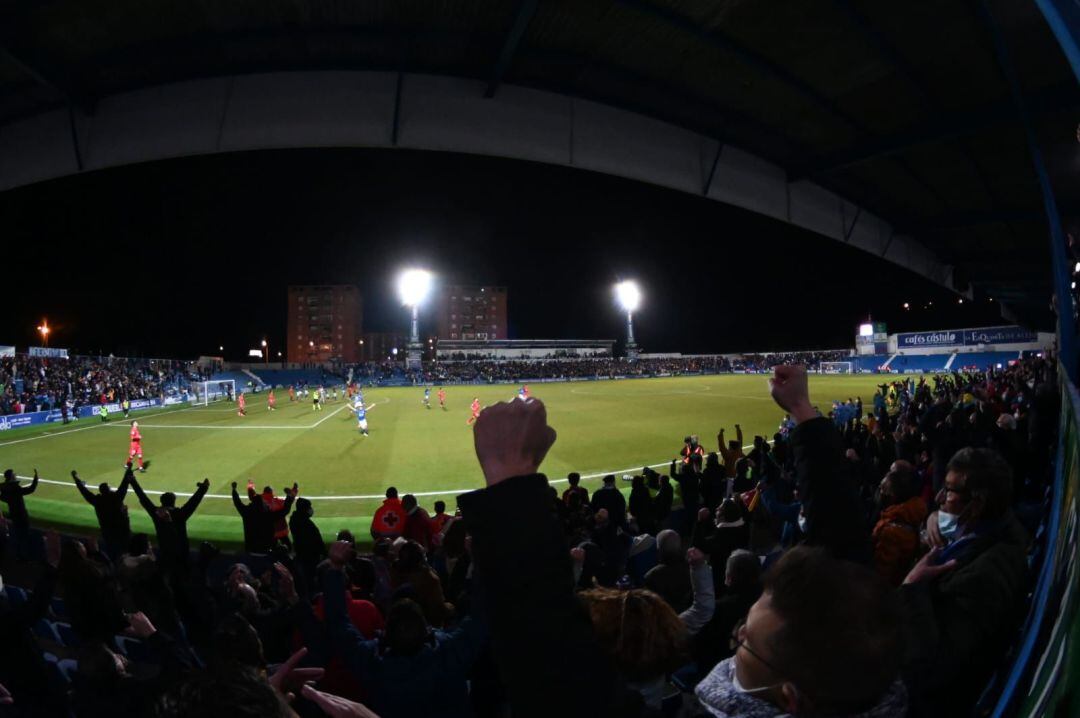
[401,494,433,551]
[371,487,406,541]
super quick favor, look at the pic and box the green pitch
[0,374,886,545]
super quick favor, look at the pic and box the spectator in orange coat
[872,465,928,586]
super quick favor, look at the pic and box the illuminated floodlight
[859,323,873,337]
[615,281,641,313]
[398,269,433,307]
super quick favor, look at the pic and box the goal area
[820,361,854,374]
[190,379,236,406]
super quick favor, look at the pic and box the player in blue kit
[423,386,431,409]
[356,401,369,436]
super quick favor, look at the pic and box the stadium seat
[53,621,80,648]
[32,618,61,644]
[4,585,28,606]
[56,658,78,685]
[114,635,153,662]
[50,596,67,618]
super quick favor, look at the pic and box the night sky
[0,148,1014,359]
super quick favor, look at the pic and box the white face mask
[731,654,781,696]
[797,514,808,534]
[937,510,960,541]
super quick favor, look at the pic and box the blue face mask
[937,510,960,541]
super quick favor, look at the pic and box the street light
[615,281,641,358]
[37,319,50,347]
[397,268,433,368]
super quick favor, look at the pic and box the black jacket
[460,474,649,718]
[589,485,627,529]
[289,512,327,567]
[231,486,294,553]
[131,477,208,566]
[790,417,872,565]
[0,473,38,527]
[74,471,132,549]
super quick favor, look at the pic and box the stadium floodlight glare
[615,281,641,357]
[37,319,50,346]
[398,268,433,356]
[859,323,873,337]
[398,269,433,308]
[615,280,641,313]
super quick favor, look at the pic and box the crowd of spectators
[0,356,1057,717]
[0,355,200,417]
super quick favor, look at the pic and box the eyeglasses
[730,622,782,676]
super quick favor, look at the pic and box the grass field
[0,374,887,544]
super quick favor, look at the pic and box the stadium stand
[952,351,1023,371]
[885,353,952,373]
[0,355,1064,717]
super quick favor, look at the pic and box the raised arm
[461,398,644,716]
[71,471,96,505]
[22,469,40,496]
[115,468,133,501]
[770,365,870,564]
[231,482,244,513]
[129,475,157,515]
[180,479,211,520]
[736,423,744,447]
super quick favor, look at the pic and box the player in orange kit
[466,397,481,425]
[237,391,247,417]
[127,421,147,471]
[267,389,277,411]
[437,387,447,410]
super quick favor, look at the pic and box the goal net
[190,379,236,406]
[820,362,854,374]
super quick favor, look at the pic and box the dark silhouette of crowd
[0,355,1058,717]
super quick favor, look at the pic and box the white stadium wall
[0,71,952,289]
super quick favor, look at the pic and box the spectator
[130,475,210,572]
[289,498,327,595]
[901,447,1029,716]
[693,546,906,716]
[390,540,452,628]
[429,500,452,536]
[400,494,433,551]
[72,468,133,560]
[693,548,763,675]
[0,468,39,560]
[562,472,589,505]
[628,474,656,535]
[871,465,927,586]
[371,487,406,541]
[643,529,691,612]
[231,481,296,553]
[718,424,745,477]
[590,474,627,529]
[317,541,486,717]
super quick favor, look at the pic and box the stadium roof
[0,0,1076,323]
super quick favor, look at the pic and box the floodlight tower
[615,280,641,359]
[398,269,433,369]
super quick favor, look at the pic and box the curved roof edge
[0,71,952,288]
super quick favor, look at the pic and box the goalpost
[190,379,236,406]
[820,361,855,374]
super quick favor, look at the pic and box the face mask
[731,654,781,696]
[937,510,960,541]
[797,514,808,534]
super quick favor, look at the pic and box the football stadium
[0,2,1078,717]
